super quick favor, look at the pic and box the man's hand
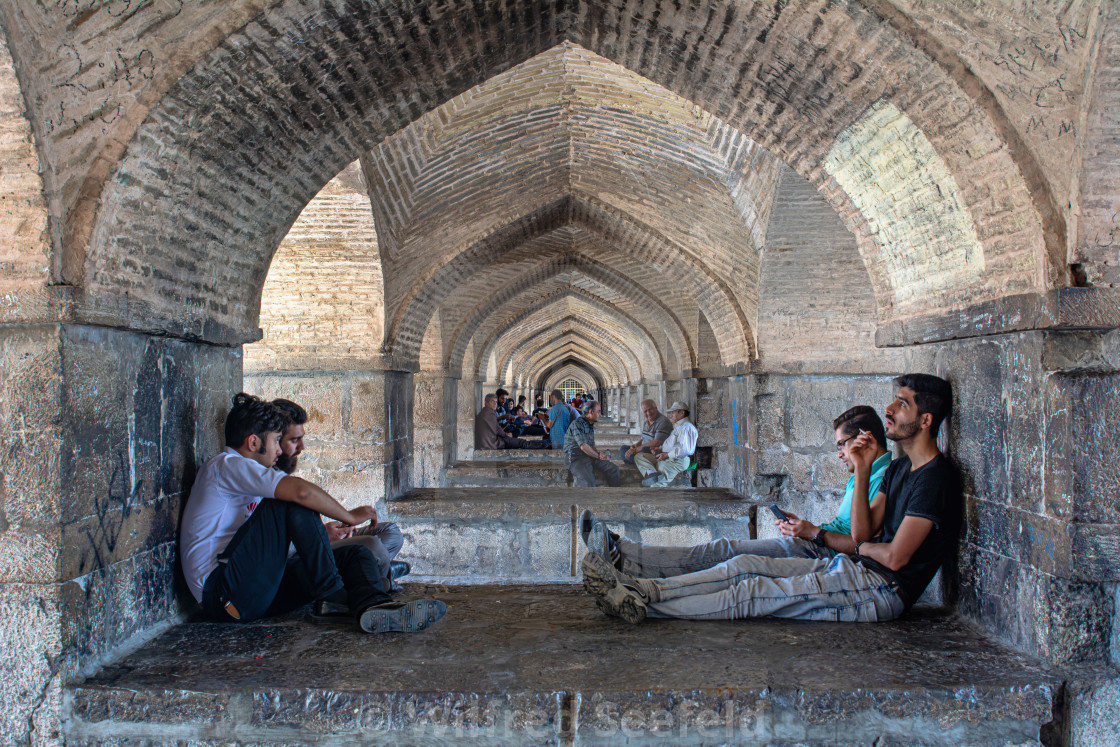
[624,443,639,458]
[779,516,821,540]
[324,521,354,542]
[598,450,611,461]
[656,451,668,461]
[847,429,878,473]
[348,505,378,526]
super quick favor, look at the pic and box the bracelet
[812,528,827,548]
[854,541,866,557]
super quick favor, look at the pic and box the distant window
[559,378,585,402]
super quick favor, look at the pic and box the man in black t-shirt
[581,373,960,623]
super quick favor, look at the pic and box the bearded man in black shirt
[581,373,960,623]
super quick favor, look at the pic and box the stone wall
[243,370,414,506]
[413,373,448,489]
[0,324,239,745]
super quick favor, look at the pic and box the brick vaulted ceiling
[4,0,1104,380]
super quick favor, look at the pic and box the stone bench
[66,584,1066,746]
[381,487,754,583]
[445,459,693,489]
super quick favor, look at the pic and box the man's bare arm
[848,433,887,542]
[580,442,603,459]
[274,476,377,526]
[856,516,933,571]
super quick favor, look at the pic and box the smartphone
[768,504,788,522]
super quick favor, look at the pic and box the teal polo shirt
[820,451,893,537]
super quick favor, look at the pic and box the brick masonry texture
[0,0,1082,353]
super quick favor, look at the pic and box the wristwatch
[812,528,827,548]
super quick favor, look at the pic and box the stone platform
[65,585,1060,746]
[382,487,750,583]
[446,459,693,488]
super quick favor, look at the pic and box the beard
[275,452,298,474]
[887,418,921,442]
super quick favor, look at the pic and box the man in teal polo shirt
[580,405,891,575]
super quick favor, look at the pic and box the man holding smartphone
[581,374,959,624]
[580,405,892,574]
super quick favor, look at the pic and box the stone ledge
[875,288,1120,347]
[383,488,753,581]
[445,460,693,488]
[64,585,1062,746]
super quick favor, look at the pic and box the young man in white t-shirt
[179,393,445,633]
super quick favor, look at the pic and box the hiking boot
[581,553,650,624]
[359,599,447,633]
[579,508,621,568]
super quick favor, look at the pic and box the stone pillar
[0,324,240,744]
[694,377,730,488]
[458,378,479,460]
[443,377,459,472]
[411,372,446,488]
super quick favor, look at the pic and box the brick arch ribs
[76,0,1051,349]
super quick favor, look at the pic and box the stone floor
[66,584,1060,746]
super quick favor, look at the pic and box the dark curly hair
[224,393,289,448]
[272,398,308,426]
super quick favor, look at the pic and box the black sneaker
[581,552,649,624]
[310,599,351,623]
[389,561,411,580]
[359,599,447,633]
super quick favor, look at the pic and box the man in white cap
[634,401,697,487]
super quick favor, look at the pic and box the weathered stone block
[0,583,62,746]
[786,378,849,448]
[526,525,571,578]
[263,373,349,438]
[638,525,712,547]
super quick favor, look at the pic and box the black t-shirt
[859,453,961,607]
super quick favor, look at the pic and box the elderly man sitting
[621,399,674,464]
[634,401,697,487]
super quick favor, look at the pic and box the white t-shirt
[179,447,285,602]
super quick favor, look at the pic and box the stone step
[445,460,692,489]
[383,487,752,583]
[65,585,1061,746]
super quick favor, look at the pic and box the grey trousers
[568,453,622,487]
[648,552,905,622]
[331,521,404,587]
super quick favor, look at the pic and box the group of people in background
[474,389,700,488]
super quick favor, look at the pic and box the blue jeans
[617,535,829,578]
[647,553,904,622]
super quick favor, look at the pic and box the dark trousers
[500,434,548,449]
[201,500,391,622]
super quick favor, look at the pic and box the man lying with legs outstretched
[580,374,959,624]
